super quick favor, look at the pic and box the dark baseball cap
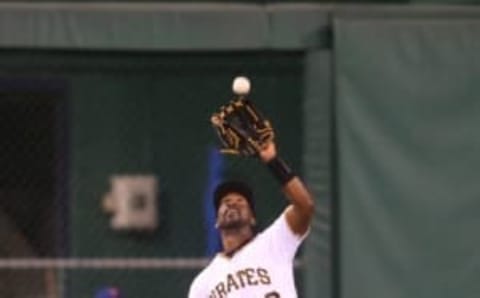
[213,180,255,216]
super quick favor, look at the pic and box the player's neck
[220,227,254,257]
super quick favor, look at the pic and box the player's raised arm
[259,142,315,236]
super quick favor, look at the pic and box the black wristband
[266,156,295,185]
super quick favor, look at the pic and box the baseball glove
[210,98,274,156]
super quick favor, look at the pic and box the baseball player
[188,141,314,298]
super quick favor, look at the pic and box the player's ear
[250,217,256,226]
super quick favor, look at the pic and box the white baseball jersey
[188,212,308,298]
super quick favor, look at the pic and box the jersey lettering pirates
[188,212,308,298]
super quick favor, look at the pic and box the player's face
[216,192,255,230]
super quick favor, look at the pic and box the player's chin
[218,219,247,230]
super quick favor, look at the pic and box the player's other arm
[259,142,315,236]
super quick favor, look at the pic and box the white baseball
[232,76,251,95]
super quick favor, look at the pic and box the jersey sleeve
[259,211,310,261]
[188,275,206,298]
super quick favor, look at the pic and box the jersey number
[264,291,280,298]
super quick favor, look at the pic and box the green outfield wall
[335,17,480,298]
